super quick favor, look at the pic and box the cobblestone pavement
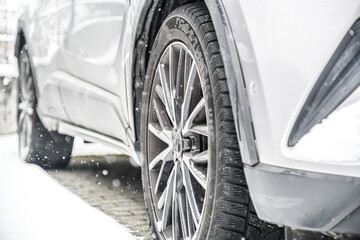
[47,155,152,239]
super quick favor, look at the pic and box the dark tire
[141,3,284,240]
[17,46,73,169]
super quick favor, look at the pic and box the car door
[57,0,129,142]
[25,0,70,122]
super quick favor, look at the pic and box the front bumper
[245,164,360,235]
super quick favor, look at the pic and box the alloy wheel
[147,42,209,240]
[18,55,35,161]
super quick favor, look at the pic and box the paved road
[47,155,152,239]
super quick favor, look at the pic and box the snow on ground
[0,134,136,240]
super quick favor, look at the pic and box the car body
[15,0,360,237]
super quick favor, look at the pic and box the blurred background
[0,0,124,155]
[0,0,21,134]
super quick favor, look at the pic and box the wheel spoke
[148,122,172,145]
[172,162,179,239]
[26,76,33,96]
[155,84,166,106]
[172,193,178,239]
[20,80,27,100]
[190,150,208,164]
[190,124,208,137]
[21,61,30,99]
[153,97,172,131]
[155,161,174,194]
[183,52,192,96]
[183,97,205,136]
[20,78,27,100]
[25,116,32,140]
[176,48,184,99]
[149,146,173,171]
[160,168,175,231]
[181,61,197,128]
[168,46,179,128]
[18,109,26,127]
[158,64,175,125]
[186,193,195,238]
[178,190,189,239]
[182,165,200,227]
[25,59,31,78]
[183,153,207,189]
[19,90,26,102]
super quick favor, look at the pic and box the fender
[204,0,258,165]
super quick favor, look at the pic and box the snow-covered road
[0,134,136,240]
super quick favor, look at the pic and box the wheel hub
[174,132,191,159]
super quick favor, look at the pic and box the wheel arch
[14,27,41,109]
[131,0,204,142]
[131,0,259,165]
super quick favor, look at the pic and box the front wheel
[141,3,284,240]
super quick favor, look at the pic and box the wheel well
[15,30,42,102]
[132,0,203,141]
[14,30,26,60]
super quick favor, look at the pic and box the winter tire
[141,3,284,240]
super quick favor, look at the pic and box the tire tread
[173,3,284,240]
[143,3,284,240]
